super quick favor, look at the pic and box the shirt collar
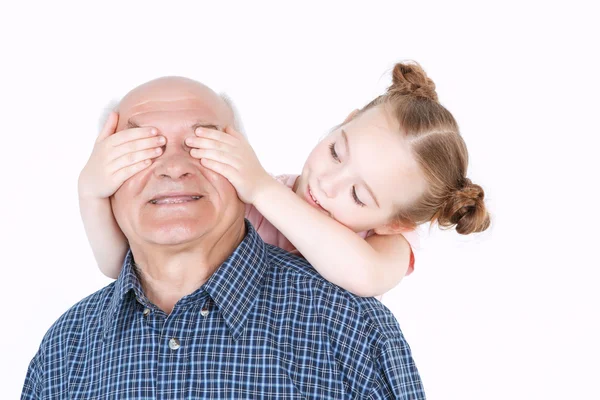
[102,219,269,341]
[101,249,144,339]
[202,219,269,340]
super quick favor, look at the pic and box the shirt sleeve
[21,349,43,400]
[370,337,426,399]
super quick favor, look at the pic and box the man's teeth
[150,196,201,205]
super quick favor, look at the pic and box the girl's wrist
[77,174,97,200]
[78,189,101,201]
[78,193,109,207]
[253,175,282,207]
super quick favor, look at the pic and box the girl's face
[294,105,427,234]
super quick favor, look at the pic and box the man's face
[111,77,244,247]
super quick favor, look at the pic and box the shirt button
[168,338,181,350]
[143,308,151,316]
[200,307,209,317]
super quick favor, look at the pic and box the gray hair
[99,93,245,137]
[219,92,246,137]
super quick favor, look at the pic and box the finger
[224,125,246,140]
[111,159,154,186]
[107,126,158,147]
[185,136,234,152]
[96,111,119,143]
[108,147,163,174]
[111,135,166,160]
[194,127,238,146]
[199,158,239,180]
[190,148,240,169]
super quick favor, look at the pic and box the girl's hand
[186,126,272,204]
[78,111,166,199]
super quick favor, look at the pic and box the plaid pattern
[22,220,425,399]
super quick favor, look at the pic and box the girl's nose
[320,169,348,199]
[320,178,335,198]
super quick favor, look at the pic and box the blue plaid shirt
[22,220,425,399]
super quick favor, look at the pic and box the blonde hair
[358,62,490,234]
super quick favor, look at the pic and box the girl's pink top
[245,174,417,276]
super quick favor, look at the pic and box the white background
[1,1,598,399]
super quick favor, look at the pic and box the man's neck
[130,220,246,314]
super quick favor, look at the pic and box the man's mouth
[149,195,203,205]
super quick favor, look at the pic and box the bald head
[115,77,234,132]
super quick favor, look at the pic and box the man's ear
[373,220,409,236]
[343,109,360,124]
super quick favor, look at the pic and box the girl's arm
[189,126,410,297]
[253,181,411,297]
[78,195,128,279]
[78,111,165,279]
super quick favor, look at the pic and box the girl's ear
[343,109,360,124]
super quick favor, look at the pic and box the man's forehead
[118,95,231,132]
[118,77,229,118]
[118,105,224,134]
[123,98,221,118]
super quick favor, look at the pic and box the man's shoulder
[264,244,404,341]
[39,282,117,349]
[263,245,423,397]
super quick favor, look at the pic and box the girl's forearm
[253,181,393,297]
[78,196,128,279]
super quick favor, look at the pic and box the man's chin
[139,222,212,247]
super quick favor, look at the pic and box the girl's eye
[329,143,340,162]
[352,186,365,207]
[329,142,363,206]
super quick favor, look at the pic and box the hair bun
[389,62,439,102]
[438,178,491,235]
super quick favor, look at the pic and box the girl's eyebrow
[343,129,380,208]
[365,181,380,208]
[341,129,350,157]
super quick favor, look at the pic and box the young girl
[78,62,490,297]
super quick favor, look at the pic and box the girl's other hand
[186,126,273,204]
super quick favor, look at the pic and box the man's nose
[152,146,198,181]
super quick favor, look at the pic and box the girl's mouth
[306,185,326,212]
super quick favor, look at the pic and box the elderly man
[21,77,425,399]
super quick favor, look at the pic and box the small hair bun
[389,62,439,102]
[438,178,491,235]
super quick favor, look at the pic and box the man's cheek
[197,165,224,188]
[122,168,153,198]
